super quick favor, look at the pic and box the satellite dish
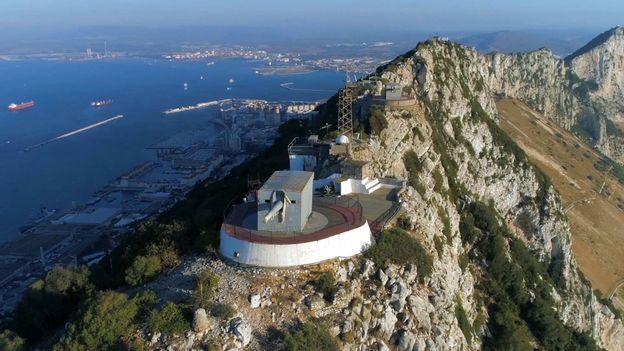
[335,135,350,145]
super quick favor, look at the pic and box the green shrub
[0,330,24,351]
[403,150,424,189]
[314,272,338,302]
[284,320,340,351]
[125,255,162,286]
[148,302,190,336]
[366,228,432,280]
[194,269,220,308]
[211,302,236,320]
[455,302,473,342]
[54,291,149,351]
[12,266,94,344]
[367,106,388,136]
[595,157,624,184]
[463,201,602,351]
[437,206,452,242]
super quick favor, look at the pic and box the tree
[194,269,220,308]
[12,266,94,343]
[0,330,25,351]
[54,291,144,351]
[125,255,162,286]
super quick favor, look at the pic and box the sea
[0,58,344,244]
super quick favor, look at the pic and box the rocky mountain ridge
[466,26,624,162]
[354,37,624,349]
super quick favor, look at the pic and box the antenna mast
[337,71,355,136]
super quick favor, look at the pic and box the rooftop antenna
[337,71,355,137]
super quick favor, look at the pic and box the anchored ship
[91,99,113,107]
[7,101,35,111]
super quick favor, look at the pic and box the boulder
[192,308,210,333]
[378,307,397,339]
[336,266,348,283]
[249,294,261,308]
[397,330,416,351]
[229,317,252,347]
[304,294,325,311]
[361,259,375,278]
[378,268,389,287]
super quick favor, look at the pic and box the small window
[265,200,270,203]
[291,200,296,204]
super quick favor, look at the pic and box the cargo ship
[90,99,113,107]
[7,101,35,111]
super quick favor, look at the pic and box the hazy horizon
[3,0,622,34]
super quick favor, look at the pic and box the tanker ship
[7,101,35,111]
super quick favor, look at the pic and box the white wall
[219,222,373,267]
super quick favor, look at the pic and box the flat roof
[59,207,120,225]
[261,171,313,193]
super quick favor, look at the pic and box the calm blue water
[0,58,343,243]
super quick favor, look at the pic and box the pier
[24,115,124,152]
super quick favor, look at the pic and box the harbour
[0,57,344,316]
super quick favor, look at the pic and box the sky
[3,0,623,33]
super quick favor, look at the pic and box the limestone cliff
[484,48,577,129]
[475,27,624,162]
[567,27,624,160]
[351,38,624,350]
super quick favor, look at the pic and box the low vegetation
[54,290,156,350]
[402,150,425,193]
[11,266,94,344]
[366,105,388,136]
[595,156,624,184]
[194,269,220,309]
[284,320,341,351]
[148,302,190,336]
[0,330,24,351]
[460,201,600,350]
[365,228,433,281]
[455,301,473,343]
[313,271,338,302]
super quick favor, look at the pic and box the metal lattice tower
[338,72,355,136]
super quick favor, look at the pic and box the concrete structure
[220,221,371,267]
[287,137,330,172]
[220,170,373,267]
[342,160,372,179]
[54,208,120,225]
[257,171,313,232]
[385,83,404,100]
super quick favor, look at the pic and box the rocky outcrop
[359,38,624,350]
[229,317,253,347]
[485,48,577,129]
[567,27,624,160]
[192,308,210,333]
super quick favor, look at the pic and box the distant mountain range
[0,26,600,58]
